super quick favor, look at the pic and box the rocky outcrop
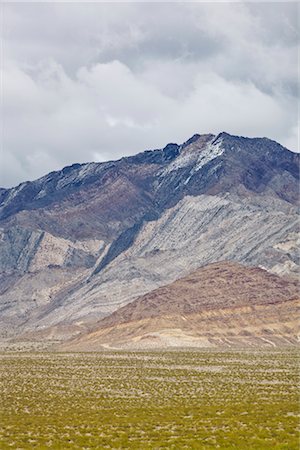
[0,226,104,273]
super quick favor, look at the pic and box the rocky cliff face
[0,132,299,339]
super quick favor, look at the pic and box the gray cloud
[1,2,299,187]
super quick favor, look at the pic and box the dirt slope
[61,262,299,350]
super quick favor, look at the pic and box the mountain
[60,262,300,350]
[0,132,299,341]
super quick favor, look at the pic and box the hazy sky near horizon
[1,2,299,187]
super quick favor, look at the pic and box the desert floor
[0,349,298,449]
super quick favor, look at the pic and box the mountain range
[0,132,299,347]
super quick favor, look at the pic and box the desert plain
[0,348,298,449]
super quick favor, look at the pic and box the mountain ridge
[3,131,292,192]
[1,131,298,219]
[0,131,299,342]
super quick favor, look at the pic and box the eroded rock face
[0,132,299,339]
[35,192,297,330]
[0,227,104,273]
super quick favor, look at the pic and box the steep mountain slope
[61,262,300,350]
[30,192,298,334]
[0,132,299,339]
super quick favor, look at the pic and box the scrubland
[0,349,298,449]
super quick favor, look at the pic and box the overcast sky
[1,2,299,188]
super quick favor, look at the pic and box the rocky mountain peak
[0,131,299,341]
[0,131,298,235]
[181,133,202,148]
[161,143,180,161]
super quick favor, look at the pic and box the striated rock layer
[0,132,299,339]
[60,262,300,350]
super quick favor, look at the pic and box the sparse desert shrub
[0,349,298,449]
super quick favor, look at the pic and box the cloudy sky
[1,2,299,187]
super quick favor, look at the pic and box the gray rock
[0,132,299,338]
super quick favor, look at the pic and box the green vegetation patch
[0,349,299,449]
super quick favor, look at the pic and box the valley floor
[0,349,299,449]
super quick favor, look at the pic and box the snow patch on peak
[160,136,224,177]
[76,163,99,181]
[193,138,224,172]
[161,149,198,175]
[56,162,99,189]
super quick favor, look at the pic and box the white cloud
[1,2,298,187]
